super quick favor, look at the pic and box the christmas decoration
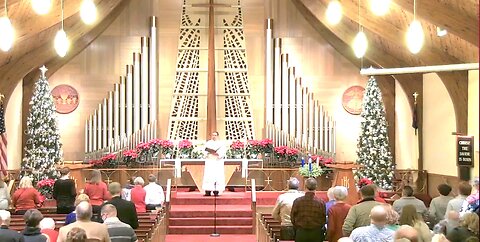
[22,66,62,182]
[355,76,394,190]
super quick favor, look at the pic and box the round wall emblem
[51,84,79,114]
[342,86,365,115]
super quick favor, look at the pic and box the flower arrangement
[135,142,151,162]
[310,155,334,175]
[149,139,174,157]
[123,149,138,167]
[260,139,274,154]
[89,153,117,168]
[247,139,274,156]
[178,139,193,157]
[357,177,373,189]
[299,163,323,178]
[274,146,299,163]
[36,178,55,198]
[228,140,245,158]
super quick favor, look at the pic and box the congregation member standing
[429,184,453,224]
[327,186,351,242]
[349,205,395,242]
[399,205,432,242]
[101,204,137,242]
[130,177,146,213]
[272,177,304,240]
[446,212,479,242]
[445,181,472,217]
[0,210,24,241]
[65,194,90,225]
[144,174,164,210]
[39,218,58,242]
[12,177,42,215]
[290,178,326,242]
[342,185,381,236]
[53,167,76,214]
[0,178,10,210]
[58,202,110,242]
[104,182,138,229]
[84,170,111,216]
[392,185,427,217]
[21,209,49,242]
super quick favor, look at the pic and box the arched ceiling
[292,0,478,133]
[0,0,128,105]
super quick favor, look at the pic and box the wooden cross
[191,0,231,138]
[413,92,419,104]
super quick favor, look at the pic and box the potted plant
[123,149,138,167]
[228,140,245,158]
[36,178,55,199]
[298,163,323,178]
[178,139,193,158]
[136,142,150,163]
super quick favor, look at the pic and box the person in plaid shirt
[290,178,326,242]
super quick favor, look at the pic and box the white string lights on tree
[352,0,368,58]
[80,0,97,25]
[406,0,424,54]
[0,0,14,51]
[54,0,69,57]
[31,0,52,15]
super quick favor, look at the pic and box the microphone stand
[210,181,220,237]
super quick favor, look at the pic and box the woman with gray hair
[131,176,147,213]
[327,186,351,242]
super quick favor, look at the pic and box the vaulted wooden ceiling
[0,0,477,133]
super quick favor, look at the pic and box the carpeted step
[169,205,252,218]
[168,225,253,234]
[169,217,252,226]
[171,196,251,205]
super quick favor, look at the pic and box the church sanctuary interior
[0,0,478,241]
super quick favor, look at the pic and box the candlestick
[309,162,312,172]
[301,157,305,167]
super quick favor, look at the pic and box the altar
[160,159,262,193]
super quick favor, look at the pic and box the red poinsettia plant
[89,153,117,168]
[123,149,138,167]
[357,177,373,189]
[36,178,55,198]
[274,146,299,163]
[178,139,193,156]
[228,140,245,157]
[149,139,174,155]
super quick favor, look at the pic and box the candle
[301,157,305,167]
[316,156,320,166]
[309,162,312,172]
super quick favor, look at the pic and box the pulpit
[326,162,363,205]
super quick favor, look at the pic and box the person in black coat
[53,167,76,214]
[22,209,48,242]
[103,182,139,229]
[0,210,24,242]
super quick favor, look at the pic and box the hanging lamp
[54,0,69,57]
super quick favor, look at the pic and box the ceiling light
[0,0,14,52]
[80,0,97,25]
[436,27,447,37]
[353,30,368,58]
[326,0,342,25]
[55,0,69,57]
[406,20,424,54]
[370,0,390,16]
[405,0,424,54]
[31,0,52,15]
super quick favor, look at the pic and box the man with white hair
[39,217,58,242]
[349,205,395,241]
[272,177,304,240]
[58,201,110,242]
[0,210,23,241]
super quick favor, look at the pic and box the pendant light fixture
[352,0,368,58]
[326,0,342,25]
[31,0,52,15]
[0,0,14,51]
[406,0,424,54]
[370,0,390,16]
[80,0,97,25]
[54,0,69,57]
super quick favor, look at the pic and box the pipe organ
[85,16,159,159]
[265,19,336,155]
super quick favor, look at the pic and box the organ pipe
[133,53,141,132]
[141,37,149,128]
[149,16,157,123]
[265,19,273,124]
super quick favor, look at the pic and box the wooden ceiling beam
[392,0,479,46]
[0,0,125,105]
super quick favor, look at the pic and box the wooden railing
[165,178,172,234]
[251,179,257,234]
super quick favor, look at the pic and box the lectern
[326,162,363,205]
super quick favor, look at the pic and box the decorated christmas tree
[355,76,394,190]
[22,66,62,182]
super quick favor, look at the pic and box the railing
[251,179,257,234]
[165,178,172,234]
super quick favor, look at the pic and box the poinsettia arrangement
[274,146,299,163]
[90,153,117,168]
[229,140,245,157]
[123,149,138,167]
[357,177,373,189]
[36,178,55,198]
[310,155,334,175]
[149,139,174,155]
[178,139,193,156]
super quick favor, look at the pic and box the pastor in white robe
[202,139,227,193]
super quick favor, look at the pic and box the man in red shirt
[290,178,326,242]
